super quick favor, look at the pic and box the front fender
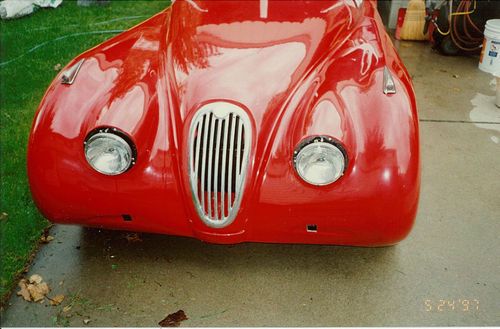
[27,10,192,236]
[250,11,420,246]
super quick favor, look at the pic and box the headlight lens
[293,137,346,186]
[84,129,136,175]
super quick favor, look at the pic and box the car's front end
[28,0,420,246]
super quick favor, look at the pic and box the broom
[400,0,428,41]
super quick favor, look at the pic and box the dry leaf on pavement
[159,310,188,327]
[28,282,49,302]
[40,235,55,243]
[17,274,51,302]
[49,294,65,306]
[29,274,43,284]
[17,279,31,301]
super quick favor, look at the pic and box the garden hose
[433,0,484,52]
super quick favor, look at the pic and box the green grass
[0,0,170,301]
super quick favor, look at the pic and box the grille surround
[188,102,252,228]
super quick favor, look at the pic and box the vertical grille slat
[227,114,236,212]
[200,114,210,214]
[207,114,216,218]
[188,102,252,228]
[236,119,243,193]
[213,118,222,220]
[220,115,229,219]
[193,120,202,198]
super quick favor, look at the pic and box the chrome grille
[188,102,252,228]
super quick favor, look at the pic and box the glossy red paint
[28,0,420,246]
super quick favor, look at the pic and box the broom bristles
[400,0,428,41]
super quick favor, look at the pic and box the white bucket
[479,19,500,77]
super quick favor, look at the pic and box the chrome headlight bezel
[83,127,137,176]
[293,136,348,186]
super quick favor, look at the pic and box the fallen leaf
[54,63,62,71]
[29,274,43,284]
[40,235,55,243]
[49,294,65,306]
[0,212,8,221]
[453,74,460,78]
[124,233,142,243]
[17,279,31,301]
[63,305,72,313]
[27,282,49,302]
[159,310,188,327]
[83,319,91,325]
[17,275,51,302]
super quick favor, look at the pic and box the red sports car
[28,0,420,246]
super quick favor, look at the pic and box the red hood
[166,0,364,137]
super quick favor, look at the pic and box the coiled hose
[450,0,483,52]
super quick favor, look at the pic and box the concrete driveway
[1,42,499,326]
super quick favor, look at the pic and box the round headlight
[293,136,346,186]
[84,129,136,175]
